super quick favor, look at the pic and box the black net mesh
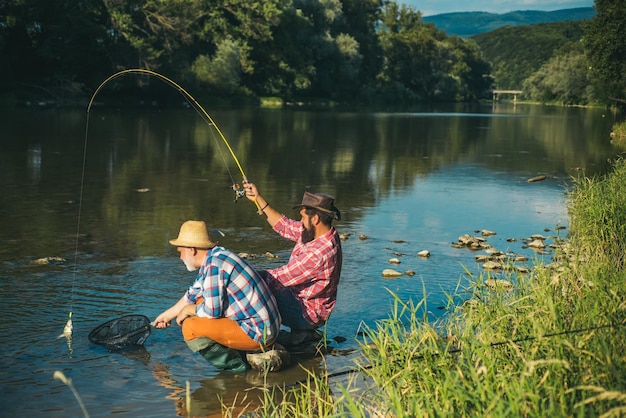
[88,314,151,350]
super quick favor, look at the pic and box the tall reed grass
[252,158,626,417]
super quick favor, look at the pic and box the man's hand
[153,315,171,329]
[176,304,197,326]
[244,180,260,202]
[243,179,281,226]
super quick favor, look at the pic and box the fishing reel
[232,182,264,215]
[232,183,246,203]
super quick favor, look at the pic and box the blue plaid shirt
[184,246,281,343]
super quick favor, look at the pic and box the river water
[0,102,620,416]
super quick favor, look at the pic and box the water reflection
[27,143,42,183]
[0,105,620,417]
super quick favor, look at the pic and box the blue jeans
[273,287,317,331]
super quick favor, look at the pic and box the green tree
[0,0,111,99]
[377,2,438,100]
[523,49,595,104]
[245,3,314,97]
[191,38,241,95]
[247,0,364,100]
[443,36,492,101]
[472,21,585,90]
[583,0,626,104]
[103,0,285,94]
[377,2,490,102]
[337,0,384,97]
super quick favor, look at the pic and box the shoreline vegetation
[243,158,626,416]
[611,121,626,142]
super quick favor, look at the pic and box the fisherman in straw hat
[153,220,281,372]
[244,181,342,342]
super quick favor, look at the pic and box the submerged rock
[482,260,503,270]
[453,234,490,250]
[527,175,547,183]
[31,256,66,265]
[382,269,403,278]
[339,233,351,241]
[485,278,513,290]
[528,239,547,249]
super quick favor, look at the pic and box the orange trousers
[181,316,271,351]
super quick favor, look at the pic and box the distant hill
[471,21,585,89]
[423,7,595,37]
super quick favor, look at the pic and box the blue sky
[401,0,594,16]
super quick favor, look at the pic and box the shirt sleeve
[273,215,302,242]
[186,252,225,319]
[269,240,330,288]
[199,263,226,318]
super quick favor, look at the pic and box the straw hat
[169,220,218,249]
[293,192,341,220]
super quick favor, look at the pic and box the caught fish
[58,318,73,338]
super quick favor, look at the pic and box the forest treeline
[0,0,624,107]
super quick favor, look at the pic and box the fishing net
[88,314,151,350]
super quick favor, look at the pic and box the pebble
[31,256,66,265]
[482,261,503,270]
[484,278,513,290]
[527,175,547,183]
[382,269,403,278]
[527,239,546,248]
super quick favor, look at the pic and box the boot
[185,337,249,373]
[246,343,291,372]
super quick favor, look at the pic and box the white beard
[183,260,198,272]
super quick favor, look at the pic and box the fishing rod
[65,69,263,339]
[86,68,260,210]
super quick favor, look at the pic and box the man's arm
[244,181,282,227]
[153,295,189,328]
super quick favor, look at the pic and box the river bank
[245,157,626,417]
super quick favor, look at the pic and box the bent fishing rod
[86,68,260,210]
[65,69,263,339]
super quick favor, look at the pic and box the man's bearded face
[301,217,315,244]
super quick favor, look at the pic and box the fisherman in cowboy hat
[153,220,281,372]
[244,182,342,341]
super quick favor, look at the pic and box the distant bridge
[492,90,523,103]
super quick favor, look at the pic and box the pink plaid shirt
[265,215,342,327]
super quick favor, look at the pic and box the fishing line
[280,320,625,388]
[86,69,261,210]
[65,69,263,338]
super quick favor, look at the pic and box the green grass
[611,121,626,141]
[249,158,626,417]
